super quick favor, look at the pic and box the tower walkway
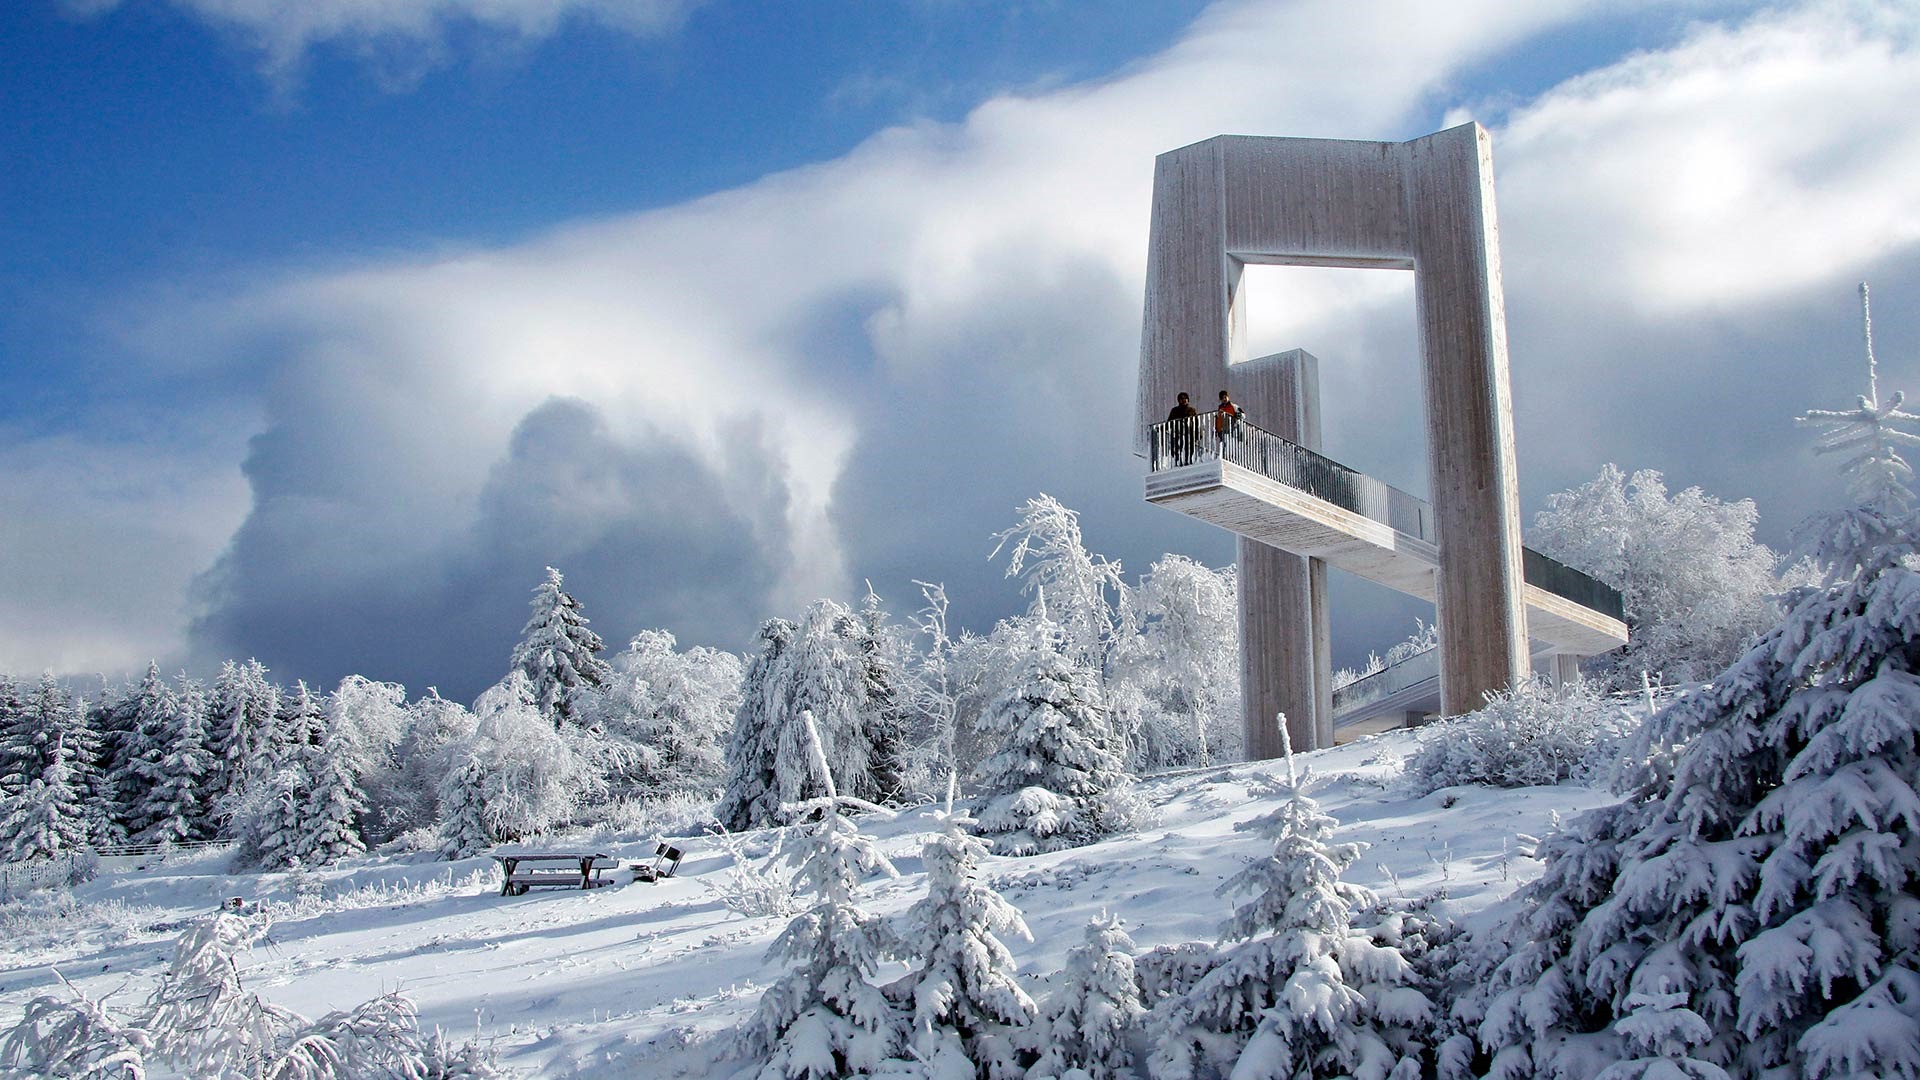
[1145,412,1627,656]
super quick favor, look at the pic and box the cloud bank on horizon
[8,0,1920,699]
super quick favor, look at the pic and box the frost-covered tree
[719,618,803,830]
[904,581,963,790]
[1026,912,1143,1080]
[293,722,367,866]
[1149,742,1431,1080]
[1473,311,1920,1079]
[133,672,216,844]
[738,712,906,1079]
[205,659,281,811]
[599,629,743,798]
[102,661,176,839]
[974,624,1139,856]
[510,566,613,727]
[884,782,1036,1079]
[1113,554,1239,770]
[377,690,476,843]
[991,495,1128,671]
[1,911,514,1079]
[1792,282,1920,581]
[0,675,97,860]
[719,603,910,831]
[1532,465,1787,687]
[433,680,600,857]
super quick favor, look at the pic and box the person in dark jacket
[1166,392,1199,466]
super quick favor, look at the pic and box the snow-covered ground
[0,728,1616,1077]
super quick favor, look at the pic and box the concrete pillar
[1551,653,1582,699]
[1231,350,1332,757]
[1404,125,1531,715]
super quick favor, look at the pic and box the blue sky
[4,0,1918,698]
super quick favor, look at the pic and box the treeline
[0,494,1239,869]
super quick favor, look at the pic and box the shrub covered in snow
[1148,750,1432,1080]
[1403,679,1637,796]
[1025,912,1144,1080]
[0,911,511,1079]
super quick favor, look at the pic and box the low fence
[0,839,234,901]
[0,850,100,901]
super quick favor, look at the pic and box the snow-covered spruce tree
[0,674,27,796]
[850,589,914,805]
[510,566,613,728]
[991,495,1128,672]
[1531,464,1788,689]
[905,581,963,792]
[883,780,1036,1078]
[719,618,801,830]
[1,730,90,863]
[1025,911,1143,1080]
[276,680,329,754]
[292,720,367,866]
[436,748,497,859]
[974,621,1139,856]
[738,711,907,1079]
[1149,736,1431,1080]
[0,675,98,860]
[206,659,282,806]
[102,661,176,840]
[132,672,216,845]
[1473,294,1920,1080]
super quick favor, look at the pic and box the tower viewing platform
[1145,411,1627,657]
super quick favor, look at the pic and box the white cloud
[32,0,1920,693]
[71,0,694,89]
[1491,0,1920,311]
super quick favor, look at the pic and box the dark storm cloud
[190,397,786,700]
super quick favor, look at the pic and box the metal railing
[1150,410,1434,539]
[1147,410,1624,623]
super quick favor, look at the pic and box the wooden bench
[492,852,620,896]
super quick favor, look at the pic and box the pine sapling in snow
[974,622,1139,856]
[739,711,906,1079]
[1026,911,1144,1080]
[883,776,1037,1079]
[1148,727,1431,1080]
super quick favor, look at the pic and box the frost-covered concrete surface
[0,728,1617,1077]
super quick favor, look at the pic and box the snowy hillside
[0,728,1613,1077]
